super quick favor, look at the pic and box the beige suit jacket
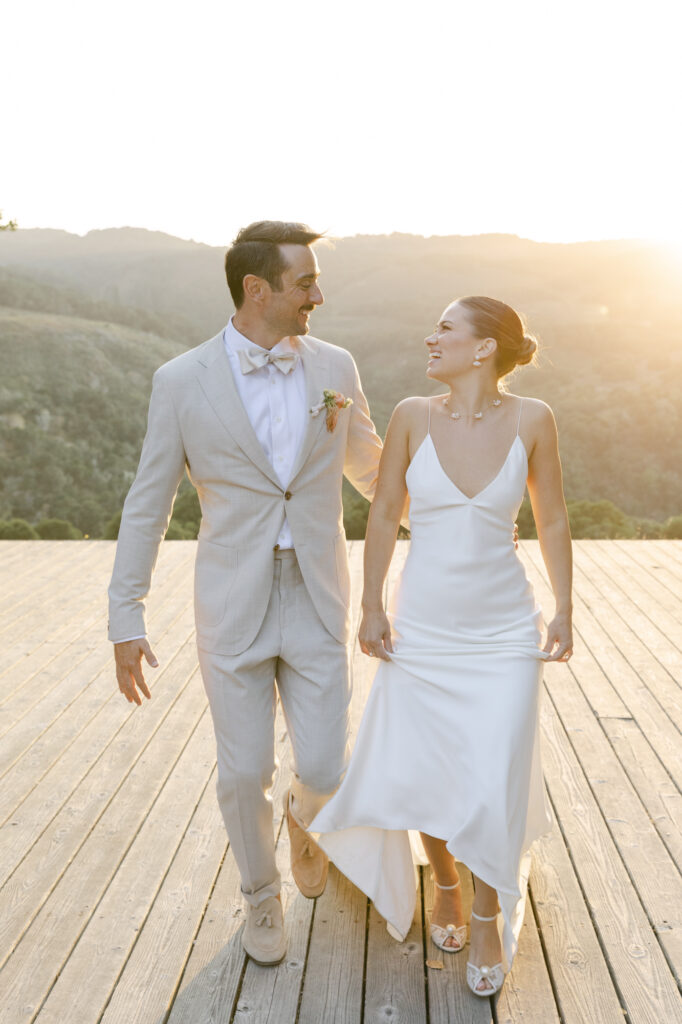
[108,330,383,655]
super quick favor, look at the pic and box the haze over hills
[0,227,681,536]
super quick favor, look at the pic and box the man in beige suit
[108,221,383,965]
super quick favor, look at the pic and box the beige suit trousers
[198,550,351,906]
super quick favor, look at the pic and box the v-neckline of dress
[423,433,524,502]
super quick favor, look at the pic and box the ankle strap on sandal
[434,880,461,891]
[471,910,499,922]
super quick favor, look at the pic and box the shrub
[103,511,122,540]
[35,518,83,539]
[567,499,635,539]
[0,518,39,539]
[165,520,193,540]
[662,515,682,539]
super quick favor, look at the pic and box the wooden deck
[0,540,681,1024]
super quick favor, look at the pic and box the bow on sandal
[466,911,506,996]
[430,880,467,953]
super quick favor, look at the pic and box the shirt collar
[224,317,296,357]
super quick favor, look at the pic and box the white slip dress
[310,398,552,971]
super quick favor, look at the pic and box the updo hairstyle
[458,296,538,380]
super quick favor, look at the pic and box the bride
[309,295,573,997]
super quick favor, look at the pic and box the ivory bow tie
[238,347,299,375]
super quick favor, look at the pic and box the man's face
[263,244,324,337]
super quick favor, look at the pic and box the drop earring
[473,358,482,367]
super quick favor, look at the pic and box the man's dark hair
[225,221,324,308]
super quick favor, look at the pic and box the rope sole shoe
[242,895,287,966]
[285,792,329,898]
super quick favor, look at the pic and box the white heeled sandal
[429,880,467,953]
[466,910,505,997]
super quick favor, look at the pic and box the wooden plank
[0,560,112,700]
[528,816,626,1023]
[0,540,89,601]
[164,843,246,1024]
[544,656,682,980]
[96,768,227,1024]
[0,541,101,631]
[573,545,682,683]
[540,690,682,1022]
[0,547,195,775]
[33,710,217,1024]
[0,681,211,1023]
[0,541,193,718]
[495,878,560,1024]
[0,636,201,964]
[0,540,47,574]
[602,716,682,873]
[651,539,682,569]
[523,548,682,871]
[587,540,682,636]
[524,545,682,792]
[612,540,682,604]
[364,885,427,1024]
[295,865,367,1024]
[0,605,196,883]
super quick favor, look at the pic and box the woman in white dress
[310,296,573,997]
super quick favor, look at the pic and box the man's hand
[114,639,158,705]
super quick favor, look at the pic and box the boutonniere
[310,389,353,432]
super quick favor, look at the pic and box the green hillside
[0,306,184,534]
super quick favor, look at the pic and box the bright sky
[3,0,681,246]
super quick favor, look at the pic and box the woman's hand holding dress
[359,608,394,660]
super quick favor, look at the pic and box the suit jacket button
[273,544,280,551]
[284,491,292,500]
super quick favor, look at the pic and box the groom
[108,221,383,965]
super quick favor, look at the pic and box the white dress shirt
[223,317,307,549]
[113,318,307,643]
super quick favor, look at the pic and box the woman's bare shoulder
[390,395,433,425]
[513,394,556,425]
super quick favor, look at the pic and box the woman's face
[424,301,482,380]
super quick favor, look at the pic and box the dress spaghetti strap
[516,397,524,436]
[427,396,432,436]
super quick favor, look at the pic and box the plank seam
[293,895,318,1024]
[360,896,370,1024]
[527,878,565,1023]
[418,867,431,1024]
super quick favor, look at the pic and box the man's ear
[242,274,270,304]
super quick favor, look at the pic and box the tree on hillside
[0,210,17,231]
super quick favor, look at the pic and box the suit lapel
[196,333,283,489]
[289,336,331,482]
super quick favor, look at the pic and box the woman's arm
[359,400,414,660]
[526,402,574,662]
